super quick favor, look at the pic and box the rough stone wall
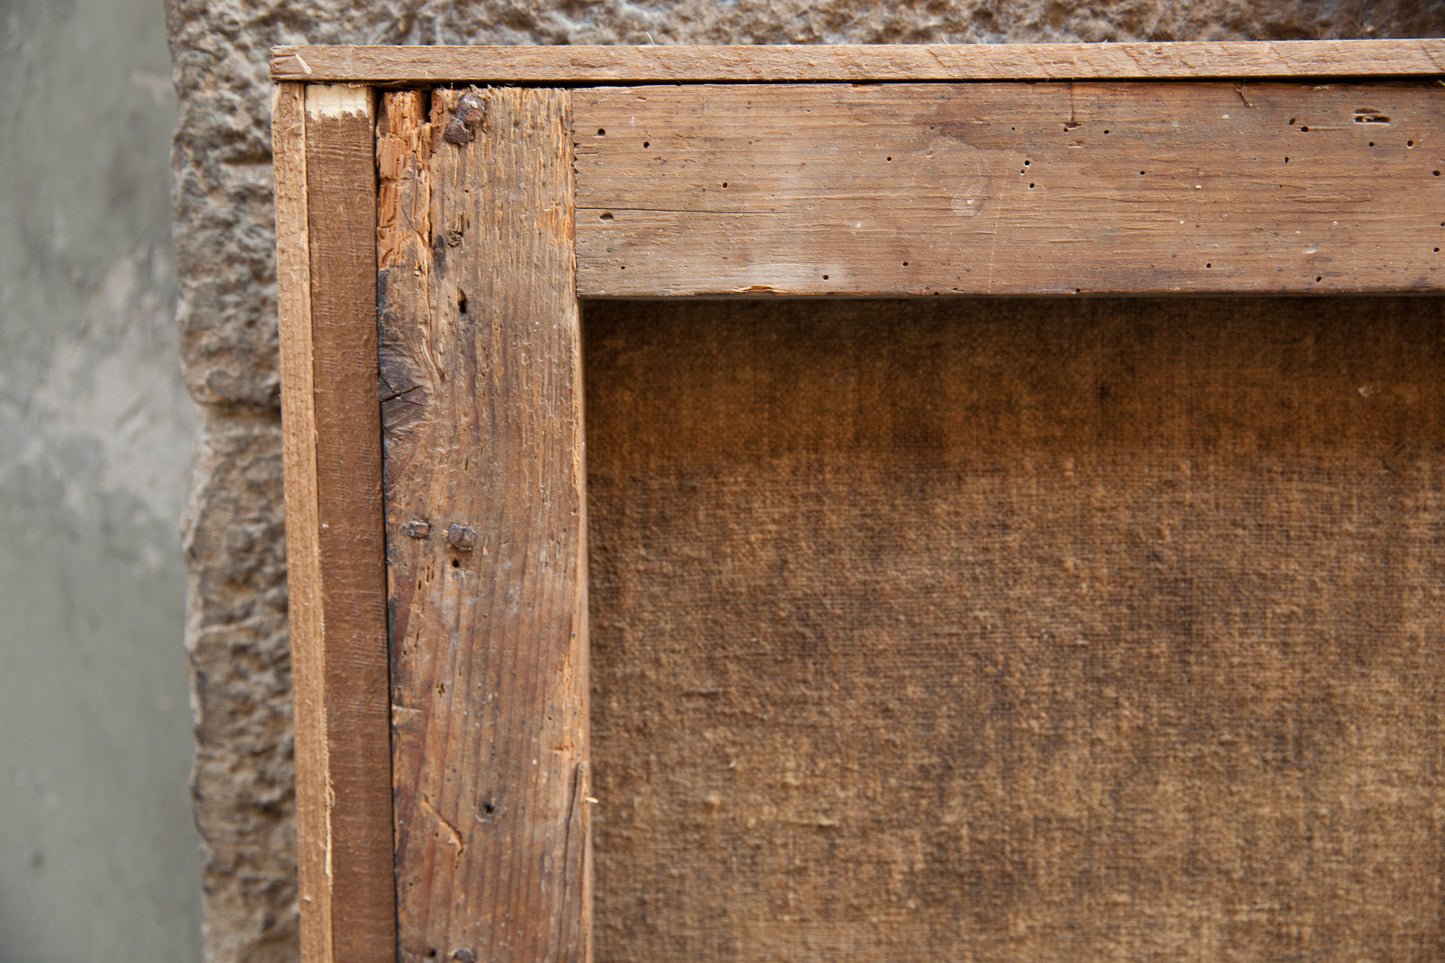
[165,2,1445,960]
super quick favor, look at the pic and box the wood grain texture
[272,40,1445,85]
[585,295,1445,962]
[284,82,397,963]
[274,80,332,963]
[378,87,590,963]
[575,81,1445,296]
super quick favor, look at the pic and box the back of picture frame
[273,40,1445,963]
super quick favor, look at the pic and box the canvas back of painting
[585,295,1445,962]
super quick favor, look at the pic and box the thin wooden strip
[299,83,397,961]
[574,81,1445,297]
[273,40,1445,85]
[379,86,590,962]
[273,80,333,963]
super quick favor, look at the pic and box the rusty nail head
[447,524,477,552]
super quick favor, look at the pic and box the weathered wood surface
[574,81,1445,296]
[585,295,1445,962]
[378,87,591,963]
[273,79,330,963]
[273,40,1445,84]
[275,82,396,962]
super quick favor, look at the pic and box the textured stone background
[164,2,1445,960]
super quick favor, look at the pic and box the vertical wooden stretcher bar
[275,82,396,963]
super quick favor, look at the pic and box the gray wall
[0,0,200,959]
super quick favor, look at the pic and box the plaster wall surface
[164,2,1445,960]
[0,0,200,960]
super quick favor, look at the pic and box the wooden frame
[272,41,1445,962]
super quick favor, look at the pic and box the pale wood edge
[573,231,595,963]
[561,90,595,963]
[273,40,1445,84]
[273,80,334,963]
